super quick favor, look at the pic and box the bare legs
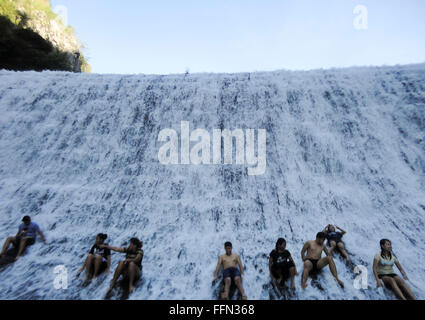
[92,255,103,279]
[1,236,31,261]
[108,261,125,292]
[329,241,337,255]
[128,262,140,293]
[336,243,350,263]
[329,241,350,263]
[1,236,15,256]
[301,260,313,289]
[301,257,344,289]
[15,237,28,259]
[108,261,140,294]
[273,267,296,290]
[381,276,416,300]
[317,256,344,288]
[234,276,247,300]
[222,277,231,300]
[84,254,95,281]
[222,277,247,300]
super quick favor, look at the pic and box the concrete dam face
[0,64,424,299]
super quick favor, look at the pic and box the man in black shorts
[77,233,111,282]
[300,232,344,289]
[269,238,298,290]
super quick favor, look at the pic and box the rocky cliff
[0,0,90,72]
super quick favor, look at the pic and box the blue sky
[50,0,425,74]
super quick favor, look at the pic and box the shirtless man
[213,242,247,300]
[300,232,344,289]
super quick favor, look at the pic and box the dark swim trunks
[378,273,398,279]
[307,259,320,273]
[13,236,35,248]
[223,267,241,280]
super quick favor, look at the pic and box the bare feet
[291,282,296,290]
[129,285,135,294]
[242,295,248,300]
[221,292,229,300]
[337,279,344,288]
[301,281,308,289]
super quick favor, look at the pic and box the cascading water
[0,64,424,300]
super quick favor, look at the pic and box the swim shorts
[223,267,241,280]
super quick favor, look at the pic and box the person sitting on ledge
[373,239,415,300]
[300,232,344,289]
[213,241,248,300]
[77,233,111,283]
[269,238,298,290]
[103,237,144,294]
[322,224,350,263]
[0,215,46,261]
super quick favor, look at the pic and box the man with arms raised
[213,242,247,300]
[300,232,344,289]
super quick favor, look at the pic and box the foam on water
[0,64,424,299]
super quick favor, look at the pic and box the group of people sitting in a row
[0,217,417,300]
[0,216,143,294]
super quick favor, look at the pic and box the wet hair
[275,238,286,250]
[316,232,326,239]
[224,241,232,248]
[380,239,392,260]
[130,237,143,249]
[97,233,108,241]
[22,216,31,222]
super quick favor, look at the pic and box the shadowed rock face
[0,64,424,300]
[1,0,89,72]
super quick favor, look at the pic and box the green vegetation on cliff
[0,0,90,72]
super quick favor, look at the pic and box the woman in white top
[373,239,415,300]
